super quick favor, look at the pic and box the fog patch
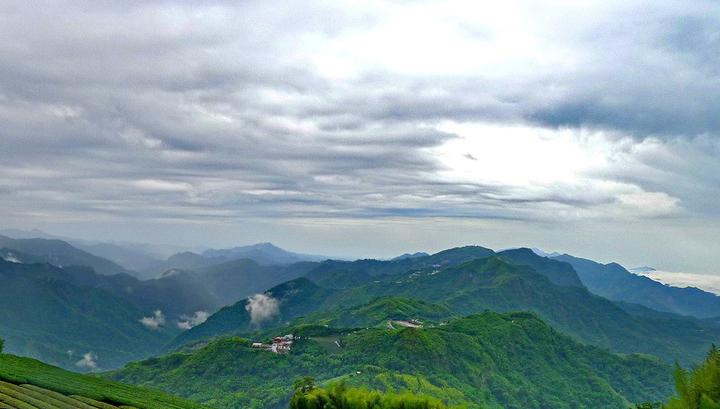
[176,310,210,329]
[139,309,165,330]
[75,352,98,370]
[245,294,279,325]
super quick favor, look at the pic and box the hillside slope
[0,353,208,409]
[171,256,720,365]
[0,259,179,370]
[109,312,673,409]
[0,235,131,276]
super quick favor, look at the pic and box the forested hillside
[108,311,673,409]
[169,256,720,364]
[0,259,178,370]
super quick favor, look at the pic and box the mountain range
[553,253,720,319]
[167,252,720,365]
[2,231,720,408]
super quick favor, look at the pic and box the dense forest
[289,381,455,409]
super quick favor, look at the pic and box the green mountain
[0,353,208,408]
[293,297,455,328]
[496,248,584,287]
[0,259,179,370]
[171,255,720,365]
[305,246,495,288]
[197,258,317,307]
[108,311,674,409]
[166,276,334,350]
[0,254,316,369]
[554,254,720,319]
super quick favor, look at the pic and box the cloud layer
[0,1,719,274]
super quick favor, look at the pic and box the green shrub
[290,382,455,409]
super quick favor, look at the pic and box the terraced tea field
[0,380,136,408]
[0,354,207,409]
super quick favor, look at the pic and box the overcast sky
[1,1,719,277]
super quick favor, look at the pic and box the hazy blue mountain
[391,252,429,260]
[0,228,59,239]
[0,235,132,276]
[0,229,171,272]
[149,251,225,273]
[146,243,327,277]
[202,242,328,265]
[554,254,720,319]
[72,241,163,278]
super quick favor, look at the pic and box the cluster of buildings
[251,334,294,354]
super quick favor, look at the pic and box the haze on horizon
[1,1,719,279]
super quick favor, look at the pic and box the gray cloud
[0,0,719,274]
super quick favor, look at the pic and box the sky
[1,1,720,277]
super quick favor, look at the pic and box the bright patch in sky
[433,122,608,186]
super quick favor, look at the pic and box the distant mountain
[196,258,317,307]
[110,311,673,409]
[554,254,720,319]
[529,247,563,258]
[150,251,224,273]
[203,242,327,265]
[172,255,720,365]
[0,259,179,370]
[305,245,496,288]
[391,252,429,261]
[497,248,584,287]
[146,243,328,277]
[0,235,132,276]
[71,241,163,277]
[0,228,59,239]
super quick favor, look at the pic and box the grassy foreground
[0,354,208,409]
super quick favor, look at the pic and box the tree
[292,376,316,393]
[664,345,720,409]
[0,337,4,353]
